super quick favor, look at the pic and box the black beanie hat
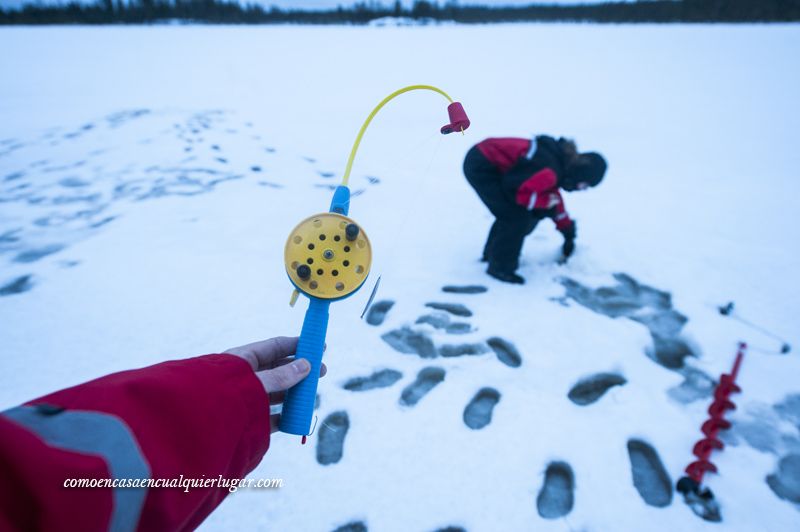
[567,152,607,188]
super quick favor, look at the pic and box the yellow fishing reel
[284,213,371,300]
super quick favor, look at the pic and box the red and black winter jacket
[0,354,271,531]
[476,136,575,233]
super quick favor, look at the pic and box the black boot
[486,267,525,285]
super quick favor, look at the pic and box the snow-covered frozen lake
[1,23,799,531]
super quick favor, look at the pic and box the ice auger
[676,342,747,521]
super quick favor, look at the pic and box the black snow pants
[463,146,539,273]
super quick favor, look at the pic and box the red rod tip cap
[441,102,470,135]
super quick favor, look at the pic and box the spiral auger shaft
[676,342,747,521]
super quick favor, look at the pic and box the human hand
[562,238,575,260]
[225,336,327,433]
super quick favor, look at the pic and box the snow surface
[1,23,799,531]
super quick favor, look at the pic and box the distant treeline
[1,0,799,25]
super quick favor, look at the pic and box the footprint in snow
[415,312,472,334]
[316,411,349,466]
[717,391,800,513]
[536,461,575,519]
[766,453,800,505]
[463,387,500,430]
[0,229,22,244]
[90,216,116,229]
[59,260,80,268]
[331,521,366,532]
[4,171,25,182]
[58,176,90,188]
[381,327,437,358]
[13,244,65,264]
[0,275,34,296]
[486,337,522,368]
[445,322,472,335]
[667,367,715,404]
[560,273,713,403]
[567,372,626,406]
[365,300,394,326]
[342,369,402,392]
[399,367,445,407]
[560,273,692,369]
[441,284,487,294]
[425,302,473,317]
[416,312,451,330]
[439,343,489,358]
[627,439,673,507]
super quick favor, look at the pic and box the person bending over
[463,135,607,284]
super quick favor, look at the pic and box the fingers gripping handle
[279,298,330,435]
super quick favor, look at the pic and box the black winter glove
[560,221,577,260]
[562,238,575,259]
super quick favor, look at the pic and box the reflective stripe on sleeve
[525,136,538,159]
[527,192,538,210]
[2,405,150,532]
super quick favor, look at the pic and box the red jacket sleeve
[514,168,558,209]
[0,354,271,531]
[523,186,574,233]
[551,192,574,232]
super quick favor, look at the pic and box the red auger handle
[731,342,746,381]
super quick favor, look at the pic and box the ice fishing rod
[278,85,470,442]
[718,301,791,354]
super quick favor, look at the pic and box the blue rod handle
[329,185,350,215]
[279,297,330,435]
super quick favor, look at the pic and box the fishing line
[343,104,451,313]
[717,301,791,354]
[373,131,446,302]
